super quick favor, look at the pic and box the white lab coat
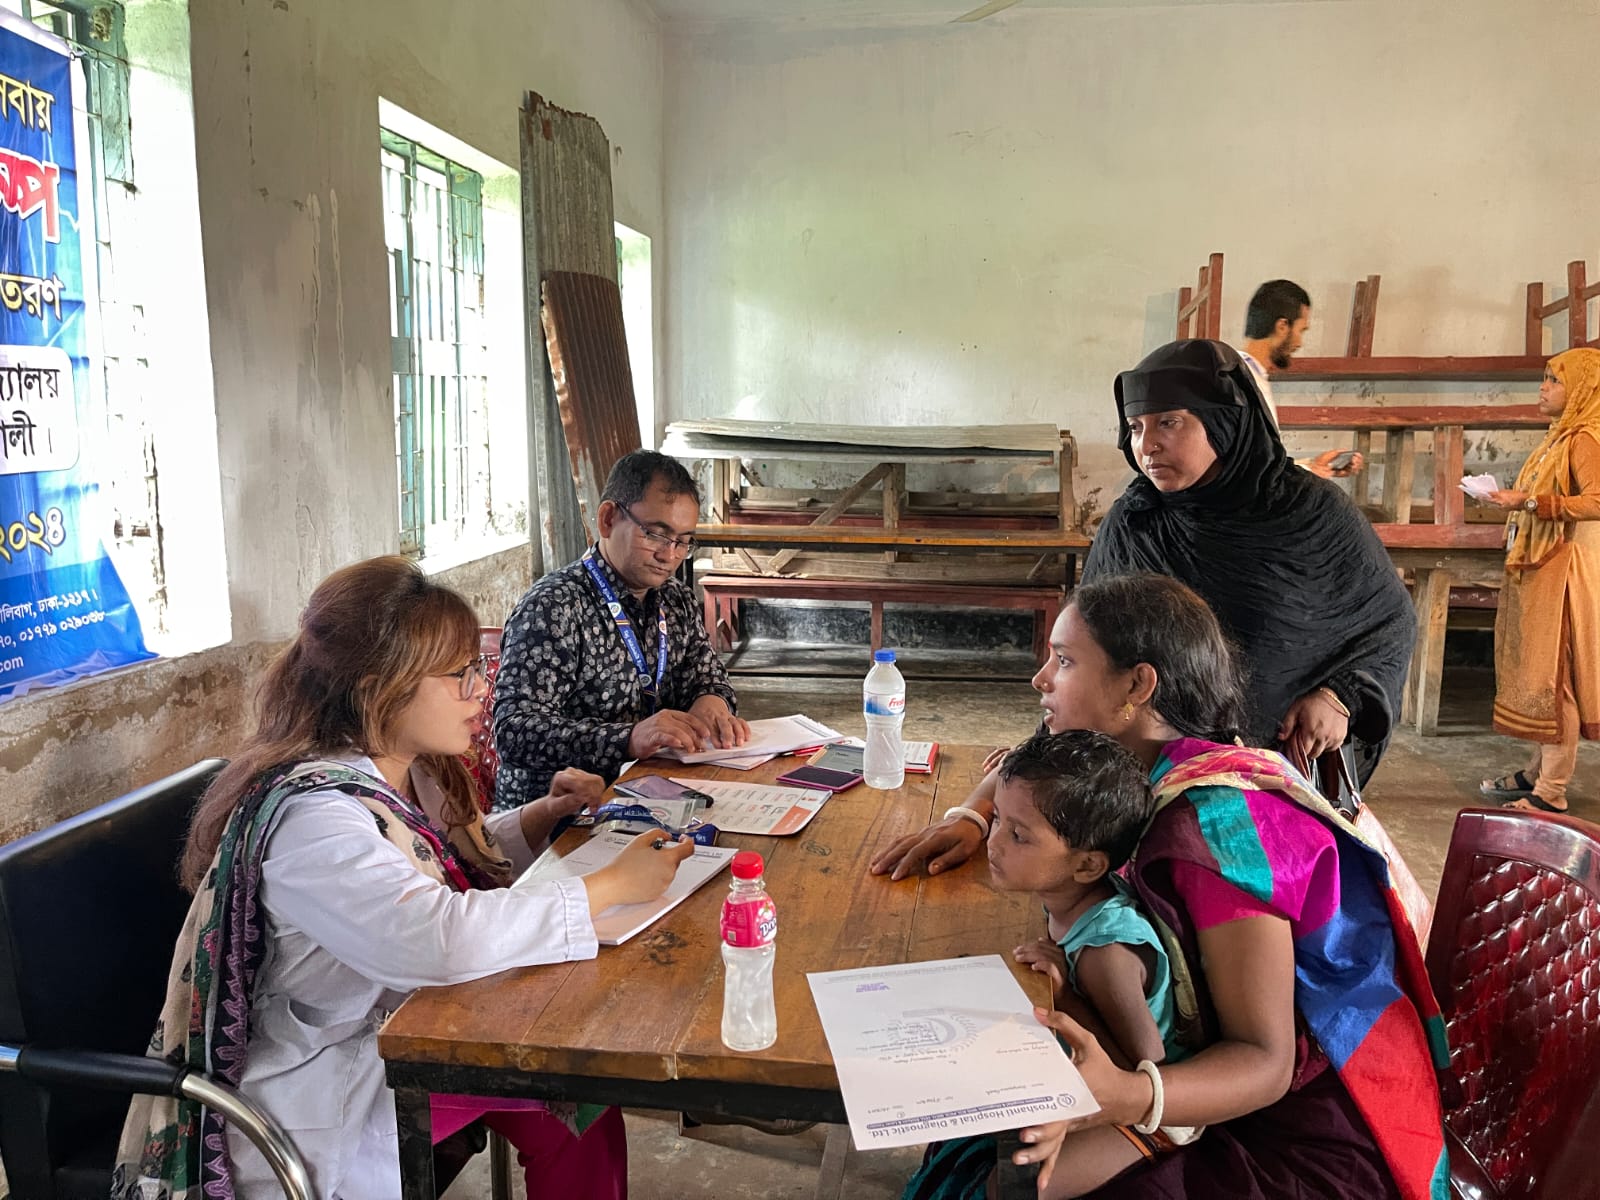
[227,753,597,1198]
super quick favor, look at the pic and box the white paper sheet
[697,751,778,771]
[670,778,831,836]
[514,831,735,945]
[807,955,1100,1150]
[657,714,845,765]
[1460,472,1501,501]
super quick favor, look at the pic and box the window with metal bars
[381,128,488,557]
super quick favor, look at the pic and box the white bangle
[1132,1059,1164,1134]
[943,805,990,839]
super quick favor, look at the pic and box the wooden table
[379,746,1050,1199]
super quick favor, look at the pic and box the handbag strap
[1284,743,1364,820]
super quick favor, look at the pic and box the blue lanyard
[582,547,668,711]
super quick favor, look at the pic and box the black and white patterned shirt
[491,546,739,810]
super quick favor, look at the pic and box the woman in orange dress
[1480,346,1600,812]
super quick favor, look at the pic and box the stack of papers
[903,742,939,775]
[514,831,735,945]
[1460,473,1500,501]
[808,955,1099,1150]
[657,714,845,767]
[813,738,939,775]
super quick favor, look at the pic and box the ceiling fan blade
[950,0,1024,22]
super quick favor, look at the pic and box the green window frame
[381,128,486,557]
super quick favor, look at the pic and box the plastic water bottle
[720,850,778,1051]
[863,649,906,790]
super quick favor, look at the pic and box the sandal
[1479,771,1536,799]
[1501,794,1569,815]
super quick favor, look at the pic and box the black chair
[0,759,310,1199]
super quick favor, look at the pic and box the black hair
[1243,279,1311,340]
[601,449,702,509]
[1070,573,1249,744]
[999,730,1154,870]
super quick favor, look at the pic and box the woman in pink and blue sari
[903,573,1448,1200]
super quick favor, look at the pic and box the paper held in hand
[514,831,735,945]
[807,955,1100,1150]
[1460,473,1500,501]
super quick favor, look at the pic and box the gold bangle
[1316,687,1351,718]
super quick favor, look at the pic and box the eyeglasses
[445,654,491,700]
[617,503,697,555]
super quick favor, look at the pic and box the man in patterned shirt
[492,450,749,810]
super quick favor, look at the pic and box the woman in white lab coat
[112,555,692,1200]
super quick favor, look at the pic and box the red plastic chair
[466,627,503,812]
[1426,808,1600,1200]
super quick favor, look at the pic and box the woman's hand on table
[868,816,985,881]
[548,768,605,815]
[1487,489,1530,511]
[980,745,1012,774]
[583,831,695,916]
[1010,1007,1154,1189]
[1276,691,1349,761]
[520,768,607,847]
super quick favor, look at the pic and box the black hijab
[1083,339,1415,782]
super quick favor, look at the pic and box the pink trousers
[430,1094,627,1199]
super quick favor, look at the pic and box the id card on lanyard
[583,547,669,712]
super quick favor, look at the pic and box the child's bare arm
[1071,943,1168,1069]
[1013,937,1067,1000]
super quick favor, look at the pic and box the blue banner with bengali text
[0,18,151,701]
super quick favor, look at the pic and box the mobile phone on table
[811,743,865,774]
[1328,450,1357,472]
[774,764,865,793]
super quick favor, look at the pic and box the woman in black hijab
[869,339,1414,883]
[1084,338,1414,782]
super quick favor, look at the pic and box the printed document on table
[671,778,831,836]
[658,714,845,765]
[514,831,735,945]
[807,955,1099,1150]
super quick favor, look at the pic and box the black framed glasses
[617,504,697,555]
[445,654,491,700]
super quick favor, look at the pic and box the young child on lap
[905,731,1196,1200]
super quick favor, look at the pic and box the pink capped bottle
[719,850,778,1051]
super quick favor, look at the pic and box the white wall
[0,0,664,841]
[193,0,665,642]
[664,0,1600,501]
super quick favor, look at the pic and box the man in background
[1238,278,1363,480]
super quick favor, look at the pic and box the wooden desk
[380,746,1049,1199]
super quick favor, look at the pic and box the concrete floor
[444,644,1599,1200]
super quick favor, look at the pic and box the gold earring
[1121,702,1135,721]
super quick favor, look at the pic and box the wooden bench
[1371,523,1507,737]
[701,574,1065,660]
[695,523,1090,588]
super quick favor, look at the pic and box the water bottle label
[864,694,905,716]
[721,896,777,947]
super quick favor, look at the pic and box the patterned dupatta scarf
[109,760,514,1200]
[1127,739,1451,1200]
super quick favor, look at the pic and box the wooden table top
[378,745,1050,1094]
